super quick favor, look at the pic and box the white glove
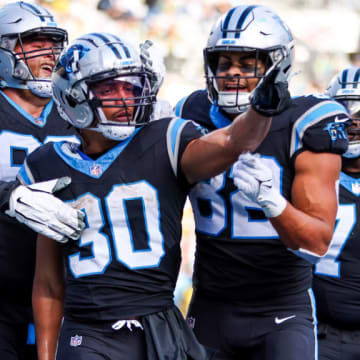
[232,153,287,218]
[5,177,85,243]
[139,40,166,95]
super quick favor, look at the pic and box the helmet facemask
[325,67,360,159]
[205,47,276,114]
[52,33,158,141]
[337,98,360,159]
[12,30,66,97]
[0,2,68,97]
[88,73,154,140]
[204,5,294,115]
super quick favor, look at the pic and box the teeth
[42,65,53,71]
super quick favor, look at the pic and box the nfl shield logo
[70,334,82,347]
[90,164,102,176]
[34,118,44,125]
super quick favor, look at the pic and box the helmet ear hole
[65,94,77,108]
[13,61,29,80]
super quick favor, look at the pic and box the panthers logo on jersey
[323,117,348,142]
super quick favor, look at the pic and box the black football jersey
[0,91,79,321]
[18,117,203,322]
[313,170,360,329]
[176,90,350,310]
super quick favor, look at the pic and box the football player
[0,2,83,359]
[174,5,351,360]
[313,67,360,360]
[26,32,290,359]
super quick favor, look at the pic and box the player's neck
[342,157,360,173]
[2,87,51,118]
[79,129,119,157]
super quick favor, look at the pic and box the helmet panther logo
[59,44,90,74]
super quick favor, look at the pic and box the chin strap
[217,91,251,114]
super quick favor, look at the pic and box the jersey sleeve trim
[166,117,190,177]
[290,100,348,157]
[17,159,36,185]
[174,96,188,117]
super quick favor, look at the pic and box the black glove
[250,67,292,117]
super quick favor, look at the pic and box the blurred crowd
[3,0,360,314]
[8,0,360,104]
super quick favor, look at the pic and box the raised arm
[33,234,65,360]
[181,107,271,183]
[181,62,291,184]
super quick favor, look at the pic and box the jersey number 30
[67,181,165,278]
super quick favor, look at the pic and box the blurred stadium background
[5,0,360,313]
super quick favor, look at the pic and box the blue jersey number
[314,204,356,278]
[189,156,281,238]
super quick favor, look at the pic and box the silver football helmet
[0,1,67,97]
[52,32,155,141]
[325,67,360,158]
[204,5,295,114]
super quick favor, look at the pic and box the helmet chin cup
[92,124,136,141]
[217,91,251,114]
[343,142,360,159]
[27,79,52,98]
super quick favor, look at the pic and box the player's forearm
[182,109,271,183]
[33,288,64,360]
[269,204,334,255]
[227,107,271,153]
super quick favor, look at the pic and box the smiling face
[14,35,61,79]
[215,51,266,93]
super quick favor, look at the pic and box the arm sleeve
[289,98,351,159]
[165,117,205,186]
[302,116,351,154]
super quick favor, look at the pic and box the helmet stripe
[222,6,259,39]
[78,34,132,60]
[78,37,99,48]
[222,7,236,38]
[107,34,131,58]
[341,69,348,88]
[353,68,360,88]
[21,2,47,22]
[90,33,122,59]
[234,5,259,38]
